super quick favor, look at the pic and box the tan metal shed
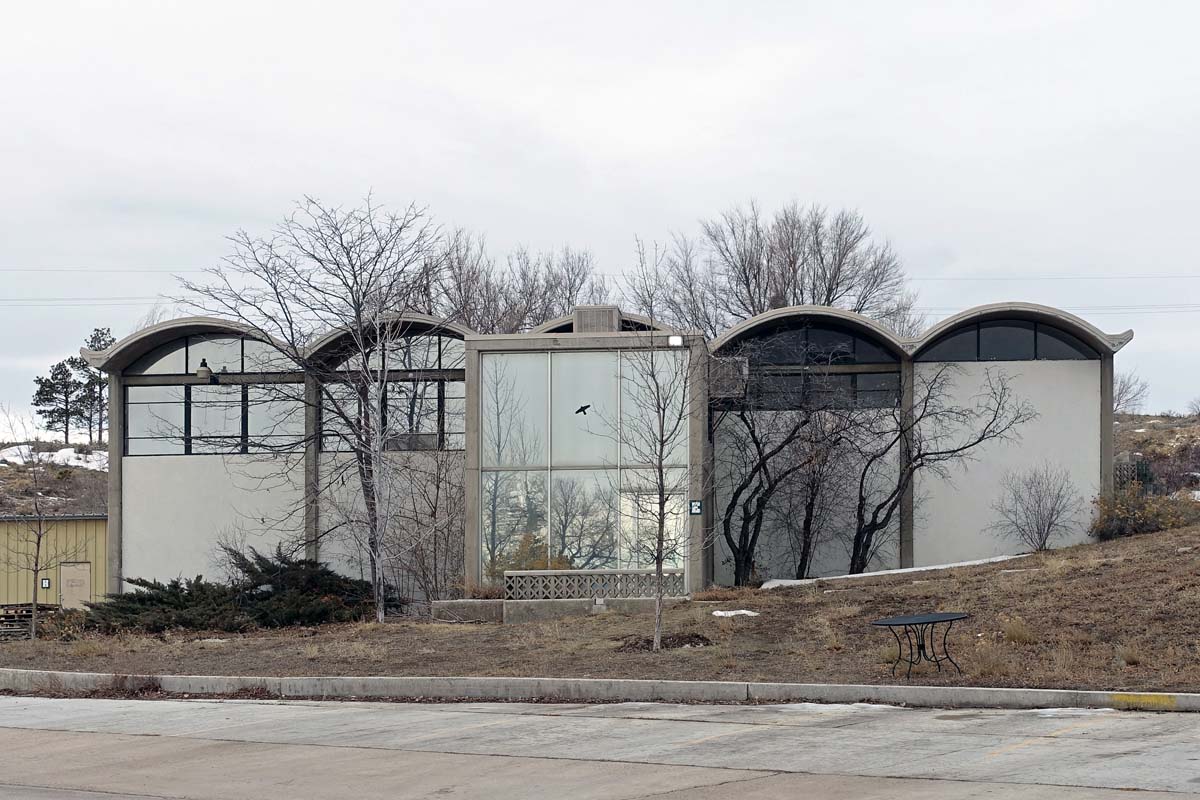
[0,515,108,607]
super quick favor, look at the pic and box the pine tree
[32,360,81,444]
[70,328,115,444]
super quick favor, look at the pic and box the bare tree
[438,230,609,334]
[839,365,1036,573]
[180,196,442,621]
[605,243,698,650]
[627,202,922,338]
[1187,396,1200,417]
[0,408,87,638]
[1113,370,1149,415]
[990,462,1083,551]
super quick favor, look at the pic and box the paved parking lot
[0,696,1197,798]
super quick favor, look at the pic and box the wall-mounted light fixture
[195,358,214,382]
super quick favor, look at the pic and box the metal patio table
[871,611,969,679]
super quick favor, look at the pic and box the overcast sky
[2,1,1198,431]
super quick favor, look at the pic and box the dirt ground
[2,526,1199,692]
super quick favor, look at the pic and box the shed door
[59,563,92,609]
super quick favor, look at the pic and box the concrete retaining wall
[2,668,1197,712]
[431,600,504,623]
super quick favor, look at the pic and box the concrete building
[84,302,1131,597]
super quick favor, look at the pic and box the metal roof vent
[573,306,621,333]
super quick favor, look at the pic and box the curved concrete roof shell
[83,313,475,373]
[710,302,1133,357]
[913,302,1133,356]
[709,305,908,357]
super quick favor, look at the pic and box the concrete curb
[2,668,1197,711]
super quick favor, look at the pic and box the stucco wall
[912,359,1100,566]
[121,455,304,586]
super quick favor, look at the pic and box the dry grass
[1002,618,1037,645]
[4,525,1200,691]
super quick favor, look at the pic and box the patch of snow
[0,445,108,471]
[1133,428,1147,433]
[712,609,759,617]
[761,553,1030,590]
[1192,490,1200,502]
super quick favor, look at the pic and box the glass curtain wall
[479,349,689,581]
[124,335,305,455]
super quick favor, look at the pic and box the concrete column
[105,374,123,593]
[463,340,482,587]
[686,337,709,593]
[899,357,915,568]
[303,374,321,561]
[1100,354,1114,497]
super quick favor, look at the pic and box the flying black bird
[575,404,591,415]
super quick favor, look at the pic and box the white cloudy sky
[2,1,1198,428]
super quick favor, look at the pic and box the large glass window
[1036,325,1098,360]
[480,353,548,467]
[734,323,898,366]
[619,468,688,570]
[481,469,549,579]
[126,340,187,375]
[479,348,692,582]
[552,351,618,467]
[125,385,185,454]
[620,350,689,467]
[188,336,242,375]
[125,382,305,455]
[190,385,243,453]
[917,320,1100,362]
[979,320,1035,361]
[548,470,619,569]
[917,327,977,362]
[248,385,306,451]
[126,335,292,375]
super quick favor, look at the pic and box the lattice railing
[504,569,686,600]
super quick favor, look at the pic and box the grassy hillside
[3,524,1198,692]
[0,442,107,516]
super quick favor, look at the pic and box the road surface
[0,696,1197,798]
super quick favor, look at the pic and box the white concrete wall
[913,360,1100,566]
[121,455,304,587]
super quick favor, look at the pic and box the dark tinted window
[917,327,977,361]
[855,372,900,408]
[735,323,897,365]
[751,329,808,364]
[807,328,855,365]
[980,320,1035,361]
[854,337,896,364]
[808,373,853,408]
[749,373,807,409]
[1037,325,1098,360]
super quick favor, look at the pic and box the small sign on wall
[40,578,50,589]
[688,500,702,516]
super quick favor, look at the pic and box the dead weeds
[2,525,1198,691]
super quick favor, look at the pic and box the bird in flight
[575,404,591,415]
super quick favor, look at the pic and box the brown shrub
[1090,483,1200,540]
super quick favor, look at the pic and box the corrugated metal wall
[0,516,108,606]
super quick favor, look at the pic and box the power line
[910,274,1200,281]
[0,268,205,274]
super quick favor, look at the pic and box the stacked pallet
[0,603,59,641]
